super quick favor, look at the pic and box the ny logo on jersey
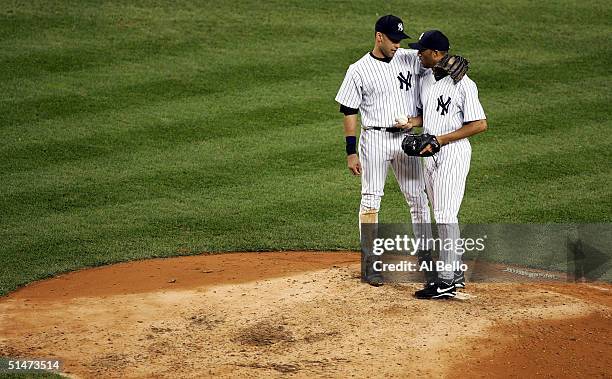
[436,95,451,115]
[397,71,412,90]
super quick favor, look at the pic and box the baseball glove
[401,133,441,157]
[434,55,469,84]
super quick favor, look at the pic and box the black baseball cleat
[365,274,384,287]
[414,280,456,299]
[363,255,384,287]
[454,270,465,289]
[417,250,438,286]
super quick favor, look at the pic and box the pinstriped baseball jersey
[335,48,424,127]
[420,73,486,137]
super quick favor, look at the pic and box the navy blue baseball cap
[408,30,450,51]
[375,15,410,40]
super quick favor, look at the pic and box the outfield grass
[1,0,611,295]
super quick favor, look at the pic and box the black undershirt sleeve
[340,104,359,116]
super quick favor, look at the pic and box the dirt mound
[0,252,610,378]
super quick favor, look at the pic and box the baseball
[395,115,408,126]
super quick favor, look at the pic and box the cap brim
[385,31,410,41]
[408,42,425,50]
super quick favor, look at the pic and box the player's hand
[394,116,422,130]
[393,115,411,129]
[347,154,361,176]
[394,120,413,130]
[419,144,433,155]
[419,134,443,155]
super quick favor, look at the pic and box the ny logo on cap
[398,23,403,32]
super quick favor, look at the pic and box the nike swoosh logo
[437,286,454,293]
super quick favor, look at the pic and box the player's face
[378,33,401,58]
[417,49,437,68]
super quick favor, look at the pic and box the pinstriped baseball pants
[359,128,431,229]
[423,141,472,280]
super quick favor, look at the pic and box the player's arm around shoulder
[396,47,418,66]
[400,47,429,75]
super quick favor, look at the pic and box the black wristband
[345,136,357,155]
[340,104,359,116]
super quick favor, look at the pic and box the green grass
[0,374,64,379]
[1,0,611,295]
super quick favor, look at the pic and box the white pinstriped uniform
[335,48,431,227]
[420,72,486,280]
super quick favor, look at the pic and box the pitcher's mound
[1,252,610,378]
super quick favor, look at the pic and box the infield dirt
[1,252,610,378]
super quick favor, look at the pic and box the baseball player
[405,30,488,299]
[335,15,433,286]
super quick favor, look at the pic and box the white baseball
[395,115,408,126]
